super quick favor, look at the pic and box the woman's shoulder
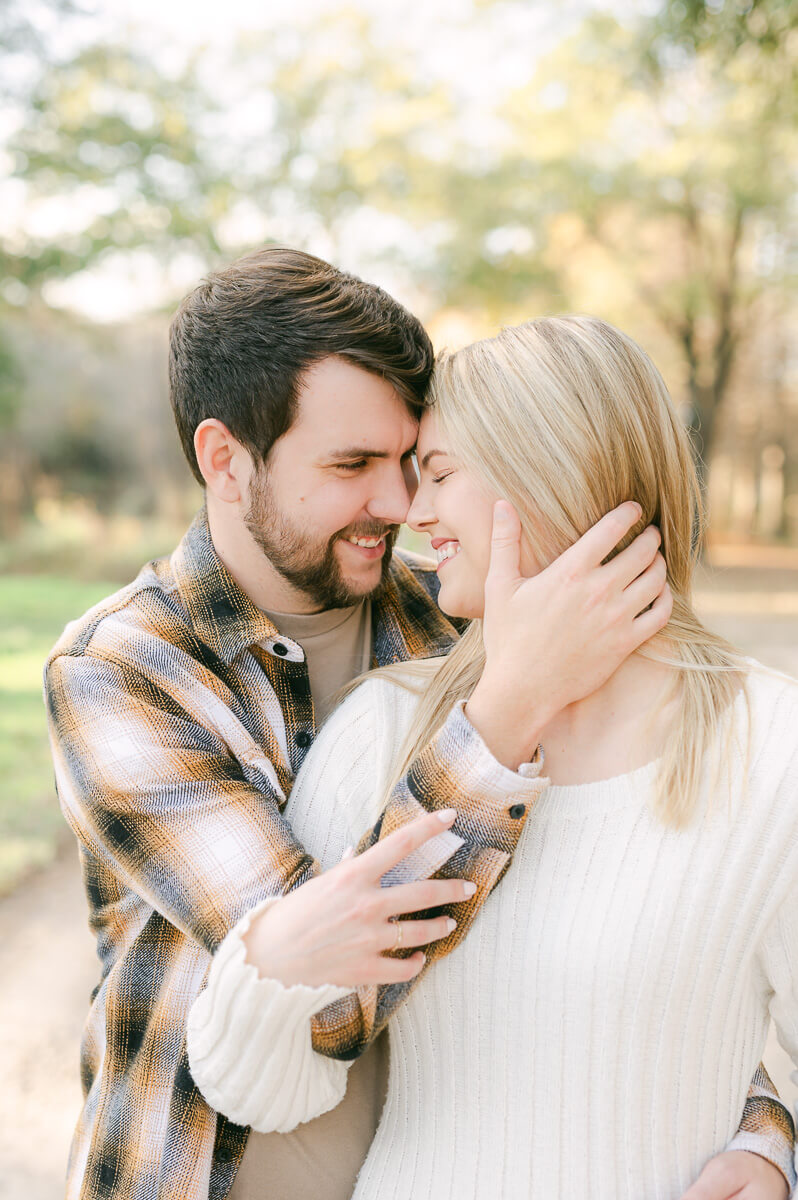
[744,658,798,730]
[742,658,798,802]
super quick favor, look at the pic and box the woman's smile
[430,538,461,571]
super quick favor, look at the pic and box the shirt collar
[171,508,283,664]
[372,553,462,666]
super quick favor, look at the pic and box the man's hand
[679,1150,789,1199]
[243,808,474,988]
[466,499,672,769]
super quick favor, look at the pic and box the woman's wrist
[465,677,548,770]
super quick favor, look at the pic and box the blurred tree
[1,25,224,295]
[250,2,797,478]
[0,0,223,528]
[494,7,797,477]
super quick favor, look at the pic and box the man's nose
[366,468,414,525]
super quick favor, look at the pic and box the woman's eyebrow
[419,448,450,470]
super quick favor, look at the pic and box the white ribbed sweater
[188,666,798,1199]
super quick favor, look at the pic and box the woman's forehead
[416,409,444,455]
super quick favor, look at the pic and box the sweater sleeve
[186,896,355,1132]
[187,679,548,1130]
[729,879,798,1191]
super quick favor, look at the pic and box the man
[45,248,794,1200]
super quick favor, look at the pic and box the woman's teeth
[436,542,460,564]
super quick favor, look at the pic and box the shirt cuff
[373,698,549,858]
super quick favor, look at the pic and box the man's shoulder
[390,546,441,604]
[46,552,183,669]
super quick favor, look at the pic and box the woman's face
[407,410,539,619]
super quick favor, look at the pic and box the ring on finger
[388,917,403,952]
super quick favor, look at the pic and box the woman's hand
[242,808,475,989]
[467,499,672,769]
[679,1150,789,1199]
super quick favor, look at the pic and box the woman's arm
[681,834,798,1200]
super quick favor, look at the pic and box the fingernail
[494,502,510,524]
[341,845,354,860]
[446,917,457,932]
[463,881,477,897]
[632,502,642,518]
[436,808,457,824]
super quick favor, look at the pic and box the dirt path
[2,565,797,1199]
[0,845,96,1200]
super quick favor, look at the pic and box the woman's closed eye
[432,470,454,485]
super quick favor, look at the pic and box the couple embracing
[46,247,798,1200]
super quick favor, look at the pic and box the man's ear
[194,419,251,503]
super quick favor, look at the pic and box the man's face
[244,356,420,610]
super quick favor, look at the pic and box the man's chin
[334,539,393,600]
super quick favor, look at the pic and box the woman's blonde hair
[377,315,748,828]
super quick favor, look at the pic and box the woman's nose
[406,483,436,532]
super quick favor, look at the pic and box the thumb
[486,501,522,592]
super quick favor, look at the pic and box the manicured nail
[632,502,642,518]
[436,808,457,824]
[494,502,510,524]
[463,881,477,897]
[446,917,457,933]
[341,845,354,861]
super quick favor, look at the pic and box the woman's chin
[437,586,485,622]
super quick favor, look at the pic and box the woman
[189,317,798,1197]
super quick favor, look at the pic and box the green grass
[0,575,119,894]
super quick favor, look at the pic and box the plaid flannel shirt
[44,508,795,1200]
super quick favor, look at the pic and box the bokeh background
[0,1,796,1196]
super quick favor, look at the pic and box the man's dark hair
[169,247,434,485]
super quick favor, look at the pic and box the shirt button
[295,729,312,748]
[217,1146,233,1163]
[509,803,526,819]
[272,642,288,656]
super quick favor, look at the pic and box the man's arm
[45,649,540,1059]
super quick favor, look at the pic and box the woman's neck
[537,649,680,786]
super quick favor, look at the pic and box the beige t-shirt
[263,601,374,726]
[228,599,388,1200]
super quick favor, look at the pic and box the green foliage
[651,0,798,61]
[1,2,226,296]
[0,327,22,430]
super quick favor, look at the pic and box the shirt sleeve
[46,651,546,1064]
[46,651,319,953]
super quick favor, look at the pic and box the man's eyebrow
[419,448,450,470]
[325,446,416,461]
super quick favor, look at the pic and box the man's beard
[244,469,398,610]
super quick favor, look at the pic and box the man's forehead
[293,375,420,447]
